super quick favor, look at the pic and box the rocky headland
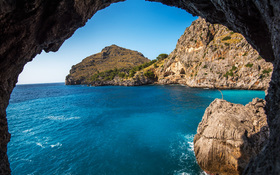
[65,45,152,86]
[155,18,272,90]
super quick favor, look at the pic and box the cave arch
[0,0,280,174]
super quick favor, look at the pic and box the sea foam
[36,142,44,148]
[51,142,62,148]
[46,116,80,121]
[22,129,32,133]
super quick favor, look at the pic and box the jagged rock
[0,0,280,174]
[157,18,273,90]
[194,98,269,175]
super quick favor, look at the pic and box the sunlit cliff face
[0,0,280,174]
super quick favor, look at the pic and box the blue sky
[17,0,197,84]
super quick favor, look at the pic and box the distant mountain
[154,17,272,90]
[65,45,150,85]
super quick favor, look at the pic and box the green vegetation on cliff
[65,45,150,85]
[156,53,168,61]
[128,59,157,78]
[65,44,169,86]
[86,57,163,83]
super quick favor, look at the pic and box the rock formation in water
[194,98,269,174]
[156,18,272,90]
[0,0,280,174]
[65,45,150,85]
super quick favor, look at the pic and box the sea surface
[7,83,265,175]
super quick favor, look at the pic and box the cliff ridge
[156,18,272,90]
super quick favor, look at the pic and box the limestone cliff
[156,18,272,90]
[194,98,269,175]
[65,45,150,85]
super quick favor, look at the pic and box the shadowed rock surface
[0,0,280,174]
[157,18,272,89]
[194,98,269,174]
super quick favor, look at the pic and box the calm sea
[7,83,265,175]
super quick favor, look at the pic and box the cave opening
[5,0,202,174]
[1,0,279,174]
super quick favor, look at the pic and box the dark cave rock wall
[0,0,280,174]
[0,1,124,174]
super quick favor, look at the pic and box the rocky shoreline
[87,76,154,86]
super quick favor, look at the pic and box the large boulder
[194,98,269,174]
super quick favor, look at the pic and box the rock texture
[156,18,272,90]
[194,98,269,175]
[65,45,150,85]
[0,0,280,174]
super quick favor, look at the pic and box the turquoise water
[7,83,265,175]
